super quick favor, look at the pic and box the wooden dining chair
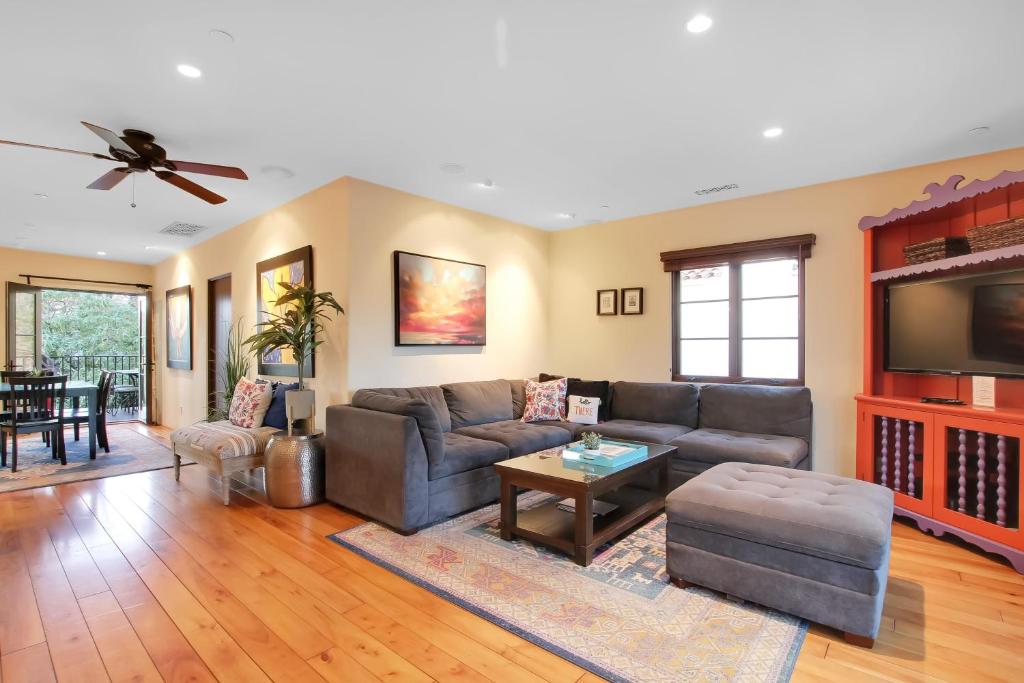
[64,370,114,452]
[0,375,68,472]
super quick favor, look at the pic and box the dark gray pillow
[351,389,445,465]
[610,382,699,427]
[441,379,513,429]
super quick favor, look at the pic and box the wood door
[857,400,934,517]
[931,413,1024,551]
[207,275,232,414]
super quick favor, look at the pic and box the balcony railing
[45,354,141,384]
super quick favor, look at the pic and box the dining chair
[64,370,113,452]
[0,375,68,472]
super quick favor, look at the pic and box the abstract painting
[394,251,486,346]
[257,245,313,376]
[165,285,192,370]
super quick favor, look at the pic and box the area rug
[330,492,807,683]
[0,427,186,493]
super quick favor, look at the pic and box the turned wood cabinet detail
[855,169,1024,574]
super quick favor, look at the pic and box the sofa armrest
[326,404,429,533]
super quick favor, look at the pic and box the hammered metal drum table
[264,430,326,508]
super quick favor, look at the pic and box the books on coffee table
[564,439,648,468]
[556,498,619,517]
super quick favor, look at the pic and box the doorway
[208,274,232,416]
[5,282,152,424]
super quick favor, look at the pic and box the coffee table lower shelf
[502,485,663,566]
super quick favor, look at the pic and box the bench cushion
[455,419,572,456]
[666,462,894,569]
[430,433,509,480]
[670,428,808,468]
[170,420,278,460]
[591,419,692,444]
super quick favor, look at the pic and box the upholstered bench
[665,462,894,647]
[170,420,280,504]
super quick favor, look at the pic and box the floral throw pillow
[521,377,568,423]
[229,377,273,428]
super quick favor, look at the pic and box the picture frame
[621,287,644,315]
[596,289,618,316]
[256,245,314,377]
[394,250,487,346]
[165,285,192,370]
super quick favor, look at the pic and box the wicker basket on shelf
[967,218,1024,252]
[903,237,970,265]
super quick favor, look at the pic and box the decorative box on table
[564,439,648,469]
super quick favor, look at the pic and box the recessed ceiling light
[476,178,495,189]
[96,251,107,256]
[600,204,610,210]
[440,162,465,175]
[968,126,991,136]
[33,192,48,199]
[558,212,576,219]
[763,127,784,138]
[177,64,202,79]
[209,29,235,43]
[686,14,713,33]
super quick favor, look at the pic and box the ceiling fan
[0,121,247,205]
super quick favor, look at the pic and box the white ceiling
[3,1,1024,265]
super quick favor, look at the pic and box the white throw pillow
[567,395,600,425]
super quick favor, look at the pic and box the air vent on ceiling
[694,183,739,196]
[159,221,208,237]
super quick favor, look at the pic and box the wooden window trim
[665,234,815,386]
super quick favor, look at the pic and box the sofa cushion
[590,419,692,444]
[522,378,567,422]
[540,374,612,422]
[699,384,811,441]
[610,382,699,427]
[360,386,451,432]
[666,462,894,569]
[670,428,808,468]
[352,389,446,466]
[442,380,513,429]
[455,419,572,456]
[509,379,526,419]
[429,433,509,480]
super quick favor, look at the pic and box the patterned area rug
[0,426,186,493]
[331,492,806,682]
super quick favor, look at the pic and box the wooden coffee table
[494,442,675,566]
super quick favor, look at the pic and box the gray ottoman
[666,462,894,647]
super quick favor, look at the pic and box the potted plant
[580,431,603,458]
[244,283,343,429]
[209,318,251,421]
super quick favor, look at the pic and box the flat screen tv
[886,268,1024,378]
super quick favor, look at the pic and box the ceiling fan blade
[87,167,131,190]
[81,121,139,158]
[165,160,248,180]
[0,139,114,160]
[155,170,227,204]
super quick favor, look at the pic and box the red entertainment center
[856,170,1024,573]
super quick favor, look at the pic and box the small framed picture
[621,287,644,315]
[596,289,618,316]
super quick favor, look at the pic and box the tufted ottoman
[665,462,894,647]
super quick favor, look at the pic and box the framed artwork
[597,289,618,316]
[394,250,486,346]
[165,285,192,370]
[621,287,644,315]
[257,245,313,376]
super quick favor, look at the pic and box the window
[662,234,814,385]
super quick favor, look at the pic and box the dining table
[0,379,99,458]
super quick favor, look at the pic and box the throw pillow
[521,377,567,423]
[263,382,300,429]
[567,395,600,425]
[229,377,273,428]
[539,373,611,422]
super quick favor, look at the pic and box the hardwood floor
[0,423,1022,682]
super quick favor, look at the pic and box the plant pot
[285,388,316,434]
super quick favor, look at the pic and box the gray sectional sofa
[325,378,812,534]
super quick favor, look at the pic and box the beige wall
[346,179,549,389]
[0,246,153,364]
[547,146,1024,476]
[153,178,350,429]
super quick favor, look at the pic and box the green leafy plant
[580,431,602,450]
[244,283,344,389]
[209,318,252,421]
